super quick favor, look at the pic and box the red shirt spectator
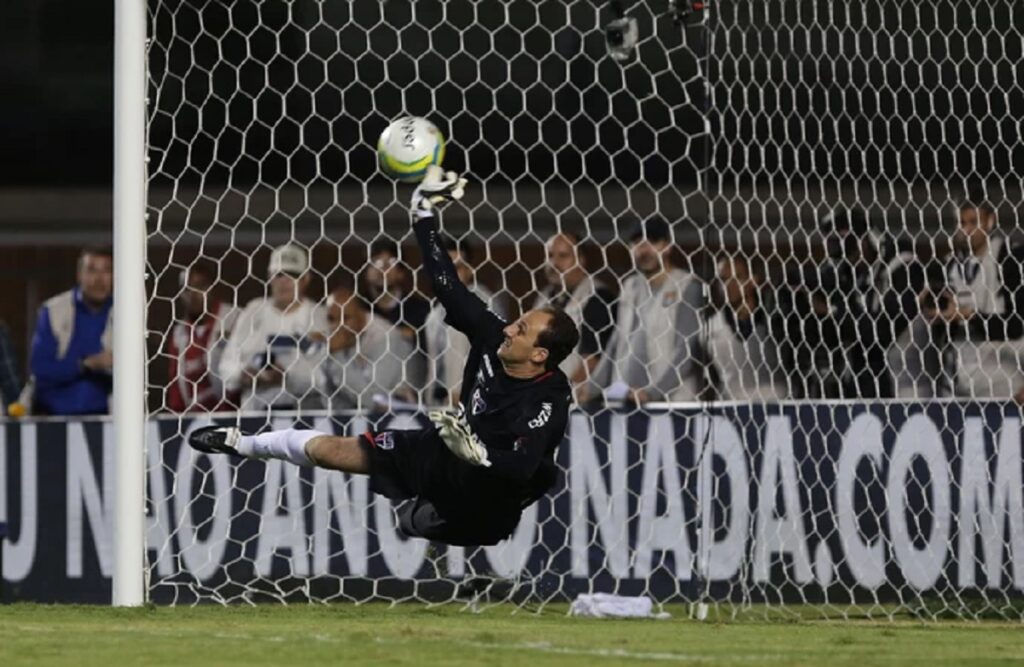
[166,264,236,412]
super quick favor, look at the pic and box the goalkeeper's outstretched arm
[411,168,505,337]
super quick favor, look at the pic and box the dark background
[0,1,1022,403]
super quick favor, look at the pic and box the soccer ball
[376,116,446,183]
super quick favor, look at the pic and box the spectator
[424,237,505,405]
[317,287,414,410]
[771,212,859,399]
[165,262,237,412]
[776,207,933,399]
[361,238,431,394]
[911,198,1024,398]
[707,256,786,401]
[531,232,616,387]
[28,246,113,415]
[849,221,938,399]
[587,219,705,404]
[218,244,326,411]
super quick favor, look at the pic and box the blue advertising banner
[2,403,1023,604]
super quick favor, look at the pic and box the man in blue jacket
[29,247,114,415]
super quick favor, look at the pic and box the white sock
[237,428,323,467]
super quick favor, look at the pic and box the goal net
[143,0,1024,618]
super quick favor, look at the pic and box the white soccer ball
[376,116,446,183]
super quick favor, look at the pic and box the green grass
[1,603,1023,666]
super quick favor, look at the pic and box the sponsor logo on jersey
[374,432,395,450]
[528,402,553,429]
[471,388,487,415]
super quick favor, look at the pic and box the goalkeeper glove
[411,165,468,217]
[428,410,492,467]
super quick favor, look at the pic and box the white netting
[143,0,1024,618]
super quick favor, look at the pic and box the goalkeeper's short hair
[536,307,580,371]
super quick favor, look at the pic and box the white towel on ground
[569,593,671,619]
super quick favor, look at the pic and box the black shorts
[361,427,521,546]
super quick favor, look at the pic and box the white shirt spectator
[318,314,413,410]
[218,297,327,411]
[593,268,705,402]
[532,275,615,381]
[947,234,1024,397]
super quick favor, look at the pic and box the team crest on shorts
[374,432,395,450]
[471,388,487,415]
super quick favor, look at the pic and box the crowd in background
[9,194,1024,416]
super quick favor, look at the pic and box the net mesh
[143,0,1024,618]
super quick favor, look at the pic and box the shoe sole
[188,427,242,457]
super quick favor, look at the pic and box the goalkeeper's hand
[411,165,468,217]
[428,410,492,467]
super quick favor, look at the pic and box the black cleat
[188,426,244,457]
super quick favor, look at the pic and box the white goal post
[112,0,147,608]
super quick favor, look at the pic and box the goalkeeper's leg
[192,425,442,513]
[189,426,370,473]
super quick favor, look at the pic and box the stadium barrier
[1,403,1023,610]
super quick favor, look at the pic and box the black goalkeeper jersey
[413,214,572,506]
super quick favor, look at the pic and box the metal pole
[112,0,147,607]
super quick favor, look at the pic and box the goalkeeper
[190,166,580,546]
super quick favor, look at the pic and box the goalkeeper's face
[497,310,552,370]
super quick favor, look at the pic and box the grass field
[2,603,1023,666]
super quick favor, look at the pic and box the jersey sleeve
[413,213,506,339]
[483,395,568,483]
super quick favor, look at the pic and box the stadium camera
[604,0,709,62]
[670,0,710,27]
[605,17,639,61]
[604,0,639,61]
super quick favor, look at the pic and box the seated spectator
[774,207,932,399]
[361,238,431,394]
[318,287,414,410]
[910,197,1024,398]
[532,232,616,387]
[165,262,238,412]
[425,238,505,405]
[218,244,326,411]
[28,246,113,415]
[707,256,786,401]
[587,219,705,404]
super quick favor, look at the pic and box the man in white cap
[218,243,327,411]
